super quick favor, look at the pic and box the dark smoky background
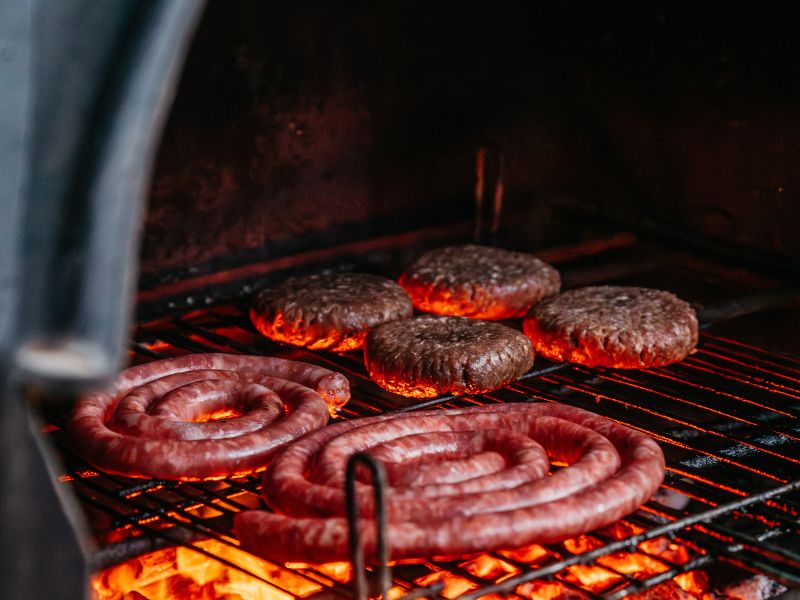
[140,1,800,284]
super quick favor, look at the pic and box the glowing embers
[91,529,713,600]
[560,564,622,593]
[411,528,705,598]
[498,543,552,565]
[414,570,477,599]
[674,570,711,597]
[407,530,711,599]
[459,555,518,580]
[515,579,587,599]
[92,540,321,599]
[558,537,675,595]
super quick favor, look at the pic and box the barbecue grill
[4,2,800,599]
[45,232,800,600]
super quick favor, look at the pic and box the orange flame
[498,544,551,564]
[414,570,476,599]
[602,521,645,539]
[194,408,241,422]
[561,564,623,593]
[563,535,603,555]
[638,536,692,565]
[516,580,584,599]
[460,555,519,580]
[596,552,669,579]
[308,561,352,584]
[674,570,711,597]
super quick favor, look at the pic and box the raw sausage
[67,353,349,480]
[234,403,664,562]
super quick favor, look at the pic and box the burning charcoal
[516,580,588,600]
[628,581,697,599]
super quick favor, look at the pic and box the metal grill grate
[51,302,800,599]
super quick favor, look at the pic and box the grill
[9,4,800,599]
[45,238,800,600]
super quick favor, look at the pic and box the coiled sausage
[67,353,349,480]
[234,403,664,562]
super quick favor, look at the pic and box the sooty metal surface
[47,298,800,599]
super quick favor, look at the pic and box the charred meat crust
[399,245,561,320]
[251,272,413,351]
[523,286,699,368]
[365,315,534,397]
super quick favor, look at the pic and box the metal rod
[346,452,392,600]
[474,144,504,245]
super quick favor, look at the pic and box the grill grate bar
[76,471,237,544]
[702,334,800,373]
[174,317,266,355]
[143,329,221,354]
[69,458,361,598]
[453,478,800,600]
[511,375,798,494]
[661,474,800,532]
[541,374,800,475]
[73,487,298,593]
[684,352,800,393]
[595,369,800,442]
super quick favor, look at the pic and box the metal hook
[345,452,391,600]
[474,143,505,246]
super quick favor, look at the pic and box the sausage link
[67,354,349,480]
[234,403,664,562]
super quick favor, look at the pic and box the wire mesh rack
[46,298,800,600]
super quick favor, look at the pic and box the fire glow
[92,540,321,600]
[92,528,713,599]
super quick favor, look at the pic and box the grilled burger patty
[399,244,561,319]
[364,315,534,397]
[250,272,413,352]
[523,286,699,368]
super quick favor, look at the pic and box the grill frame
[47,237,800,599]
